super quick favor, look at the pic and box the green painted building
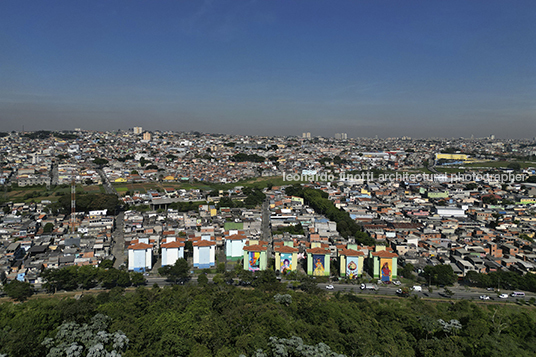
[370,249,398,282]
[306,247,331,276]
[243,245,268,272]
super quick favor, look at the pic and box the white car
[412,285,422,292]
[393,280,401,286]
[479,295,490,300]
[499,293,509,299]
[326,285,334,290]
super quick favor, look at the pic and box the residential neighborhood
[1,129,536,297]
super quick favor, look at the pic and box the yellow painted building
[435,153,469,161]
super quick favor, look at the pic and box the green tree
[130,272,146,287]
[507,162,521,171]
[42,313,129,356]
[158,258,190,284]
[3,280,34,302]
[401,263,414,279]
[41,266,79,293]
[77,265,99,290]
[92,157,109,166]
[99,259,114,269]
[216,262,226,274]
[423,264,457,286]
[213,274,224,285]
[198,273,209,286]
[43,222,54,233]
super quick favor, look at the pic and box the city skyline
[1,0,535,138]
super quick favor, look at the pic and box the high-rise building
[133,127,143,134]
[302,132,311,139]
[334,133,347,140]
[143,132,151,141]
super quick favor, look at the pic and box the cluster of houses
[0,207,114,284]
[1,130,536,288]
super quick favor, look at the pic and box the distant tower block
[143,132,151,141]
[133,126,143,134]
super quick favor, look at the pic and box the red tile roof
[274,245,299,253]
[161,241,185,248]
[243,244,268,252]
[128,242,153,250]
[306,247,330,254]
[339,249,365,257]
[371,250,398,258]
[193,240,216,247]
[226,234,247,241]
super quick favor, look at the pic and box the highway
[322,282,536,301]
[141,275,535,302]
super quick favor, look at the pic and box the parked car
[499,293,509,299]
[326,285,334,290]
[412,285,422,292]
[479,295,490,300]
[360,283,378,291]
[486,287,495,291]
[392,280,401,286]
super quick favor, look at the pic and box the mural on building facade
[380,258,392,282]
[313,254,325,276]
[280,253,292,274]
[249,251,260,271]
[346,257,359,279]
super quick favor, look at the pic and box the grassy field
[110,176,304,195]
[463,161,536,169]
[435,167,468,174]
[3,184,107,204]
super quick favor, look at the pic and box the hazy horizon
[1,1,535,138]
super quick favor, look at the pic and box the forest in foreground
[1,283,536,357]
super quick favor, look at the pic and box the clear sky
[0,0,535,138]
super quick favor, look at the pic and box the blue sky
[0,0,535,138]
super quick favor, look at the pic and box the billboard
[280,253,292,274]
[380,258,392,282]
[313,254,325,276]
[346,257,359,279]
[248,251,260,272]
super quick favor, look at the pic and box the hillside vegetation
[1,283,535,357]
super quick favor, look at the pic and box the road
[29,275,535,306]
[323,282,536,301]
[50,162,58,186]
[97,168,118,195]
[262,198,271,243]
[112,211,126,268]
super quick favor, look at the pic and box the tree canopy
[158,258,190,284]
[1,284,536,357]
[3,280,34,302]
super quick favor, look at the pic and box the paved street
[262,198,271,242]
[322,282,536,301]
[112,211,125,268]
